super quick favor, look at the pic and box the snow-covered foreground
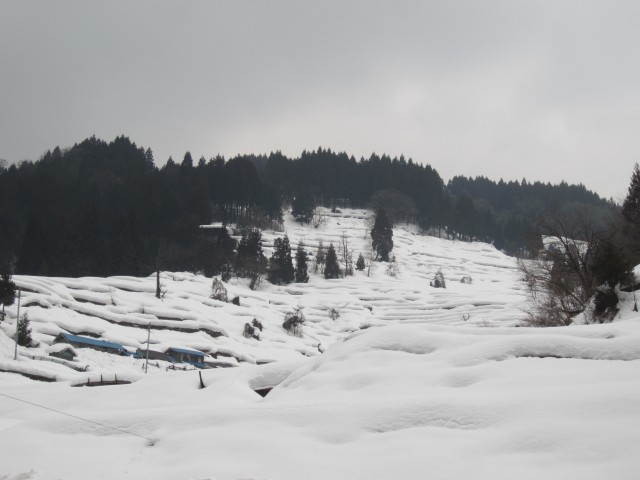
[2,320,640,479]
[1,209,639,479]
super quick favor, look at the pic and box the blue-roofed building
[166,347,207,367]
[54,332,127,356]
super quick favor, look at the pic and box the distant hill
[0,135,614,276]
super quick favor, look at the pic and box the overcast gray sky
[1,1,639,199]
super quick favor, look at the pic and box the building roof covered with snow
[54,333,126,354]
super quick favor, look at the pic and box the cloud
[0,0,638,198]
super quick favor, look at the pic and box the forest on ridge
[0,135,614,277]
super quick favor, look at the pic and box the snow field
[1,208,639,479]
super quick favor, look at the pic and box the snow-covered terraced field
[0,208,528,381]
[2,208,639,479]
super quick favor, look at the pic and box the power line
[0,392,156,445]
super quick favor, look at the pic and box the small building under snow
[166,347,207,367]
[46,343,78,361]
[136,348,173,363]
[54,332,127,356]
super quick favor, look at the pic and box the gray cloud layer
[1,1,639,198]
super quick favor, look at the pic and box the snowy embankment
[1,208,639,479]
[1,320,640,479]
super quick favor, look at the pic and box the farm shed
[166,347,207,367]
[136,348,173,362]
[46,343,78,361]
[54,332,127,355]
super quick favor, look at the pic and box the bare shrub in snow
[251,318,263,331]
[460,275,473,284]
[590,286,619,323]
[312,214,327,229]
[249,272,263,291]
[364,249,378,277]
[283,308,305,337]
[243,322,259,340]
[328,308,340,321]
[210,277,228,302]
[431,269,446,288]
[385,261,400,278]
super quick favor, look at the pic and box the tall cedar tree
[622,163,640,260]
[295,241,309,283]
[268,235,295,285]
[291,190,315,223]
[236,228,267,278]
[324,243,341,279]
[0,272,17,320]
[371,208,394,261]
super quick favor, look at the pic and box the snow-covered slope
[0,208,527,381]
[2,208,639,479]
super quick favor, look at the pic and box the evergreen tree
[591,237,634,289]
[622,163,640,260]
[0,271,16,321]
[355,253,365,271]
[144,147,154,166]
[182,151,194,168]
[236,228,267,278]
[281,235,294,283]
[623,164,640,223]
[324,243,341,279]
[17,312,32,347]
[295,241,309,283]
[292,190,315,223]
[453,194,477,241]
[371,208,393,261]
[268,235,294,285]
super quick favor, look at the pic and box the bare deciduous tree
[518,210,632,326]
[363,247,378,277]
[338,231,353,276]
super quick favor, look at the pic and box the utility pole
[144,323,150,374]
[155,254,161,299]
[13,288,21,360]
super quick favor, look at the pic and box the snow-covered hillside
[1,208,639,479]
[0,208,527,382]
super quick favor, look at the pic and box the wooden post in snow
[155,255,161,299]
[144,323,151,374]
[13,288,21,360]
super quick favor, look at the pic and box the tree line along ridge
[0,135,614,278]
